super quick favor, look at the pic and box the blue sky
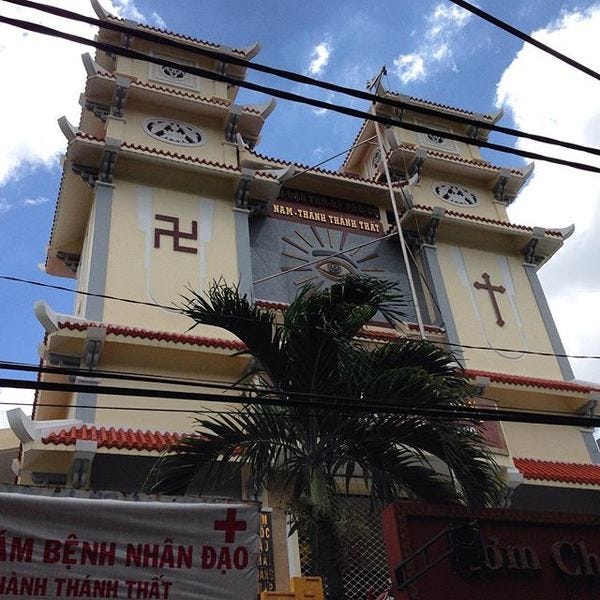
[1,0,600,424]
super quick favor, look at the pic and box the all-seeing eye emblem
[281,225,383,290]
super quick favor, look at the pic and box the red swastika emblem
[154,214,198,254]
[214,508,247,544]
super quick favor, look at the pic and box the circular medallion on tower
[160,65,186,80]
[432,182,479,207]
[371,149,382,171]
[426,133,445,145]
[143,118,206,146]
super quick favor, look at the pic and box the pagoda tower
[6,2,600,596]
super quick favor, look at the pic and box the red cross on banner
[214,508,247,544]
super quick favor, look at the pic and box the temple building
[7,1,600,596]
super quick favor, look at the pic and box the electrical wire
[2,375,598,427]
[3,0,600,162]
[2,273,599,362]
[447,0,600,84]
[0,393,588,424]
[1,359,594,423]
[2,13,600,174]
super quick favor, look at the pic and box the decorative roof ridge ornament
[243,98,277,119]
[57,116,78,142]
[90,0,110,21]
[7,408,82,444]
[81,52,103,78]
[34,300,87,334]
[236,42,261,60]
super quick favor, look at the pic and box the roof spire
[366,66,387,94]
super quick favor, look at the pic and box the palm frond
[153,275,503,513]
[180,279,281,374]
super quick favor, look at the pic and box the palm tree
[146,275,503,599]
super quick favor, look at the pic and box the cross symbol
[214,508,247,544]
[473,272,506,327]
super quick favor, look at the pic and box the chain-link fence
[298,496,392,599]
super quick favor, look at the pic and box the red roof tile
[58,321,246,351]
[387,91,496,121]
[514,458,600,486]
[465,369,600,394]
[412,204,563,237]
[71,133,246,175]
[420,148,525,176]
[43,425,183,452]
[130,80,262,115]
[122,142,244,173]
[248,150,386,185]
[104,16,247,56]
[132,80,231,105]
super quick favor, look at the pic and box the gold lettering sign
[271,201,382,237]
[258,511,276,592]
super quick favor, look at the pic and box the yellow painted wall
[113,97,235,165]
[114,48,230,101]
[436,241,564,378]
[390,115,483,161]
[503,421,591,463]
[97,176,239,331]
[413,173,510,221]
[93,341,249,431]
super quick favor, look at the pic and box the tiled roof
[420,147,526,176]
[43,425,183,452]
[130,80,262,115]
[387,91,496,121]
[122,142,245,174]
[131,80,231,106]
[411,204,564,237]
[465,369,600,394]
[514,458,600,486]
[58,321,246,351]
[105,16,248,56]
[71,133,247,176]
[247,150,391,186]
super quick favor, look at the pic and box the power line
[2,273,600,362]
[0,396,588,424]
[5,359,591,417]
[2,13,600,174]
[2,375,599,427]
[447,0,600,84]
[3,0,600,161]
[2,356,595,429]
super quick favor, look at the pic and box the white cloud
[427,4,471,34]
[393,53,426,84]
[308,42,332,76]
[151,12,167,30]
[392,2,470,84]
[0,388,34,429]
[431,43,450,61]
[23,196,50,207]
[0,0,147,186]
[0,199,12,214]
[112,0,145,22]
[496,4,600,382]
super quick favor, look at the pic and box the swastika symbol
[154,214,198,254]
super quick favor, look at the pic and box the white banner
[0,492,259,599]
